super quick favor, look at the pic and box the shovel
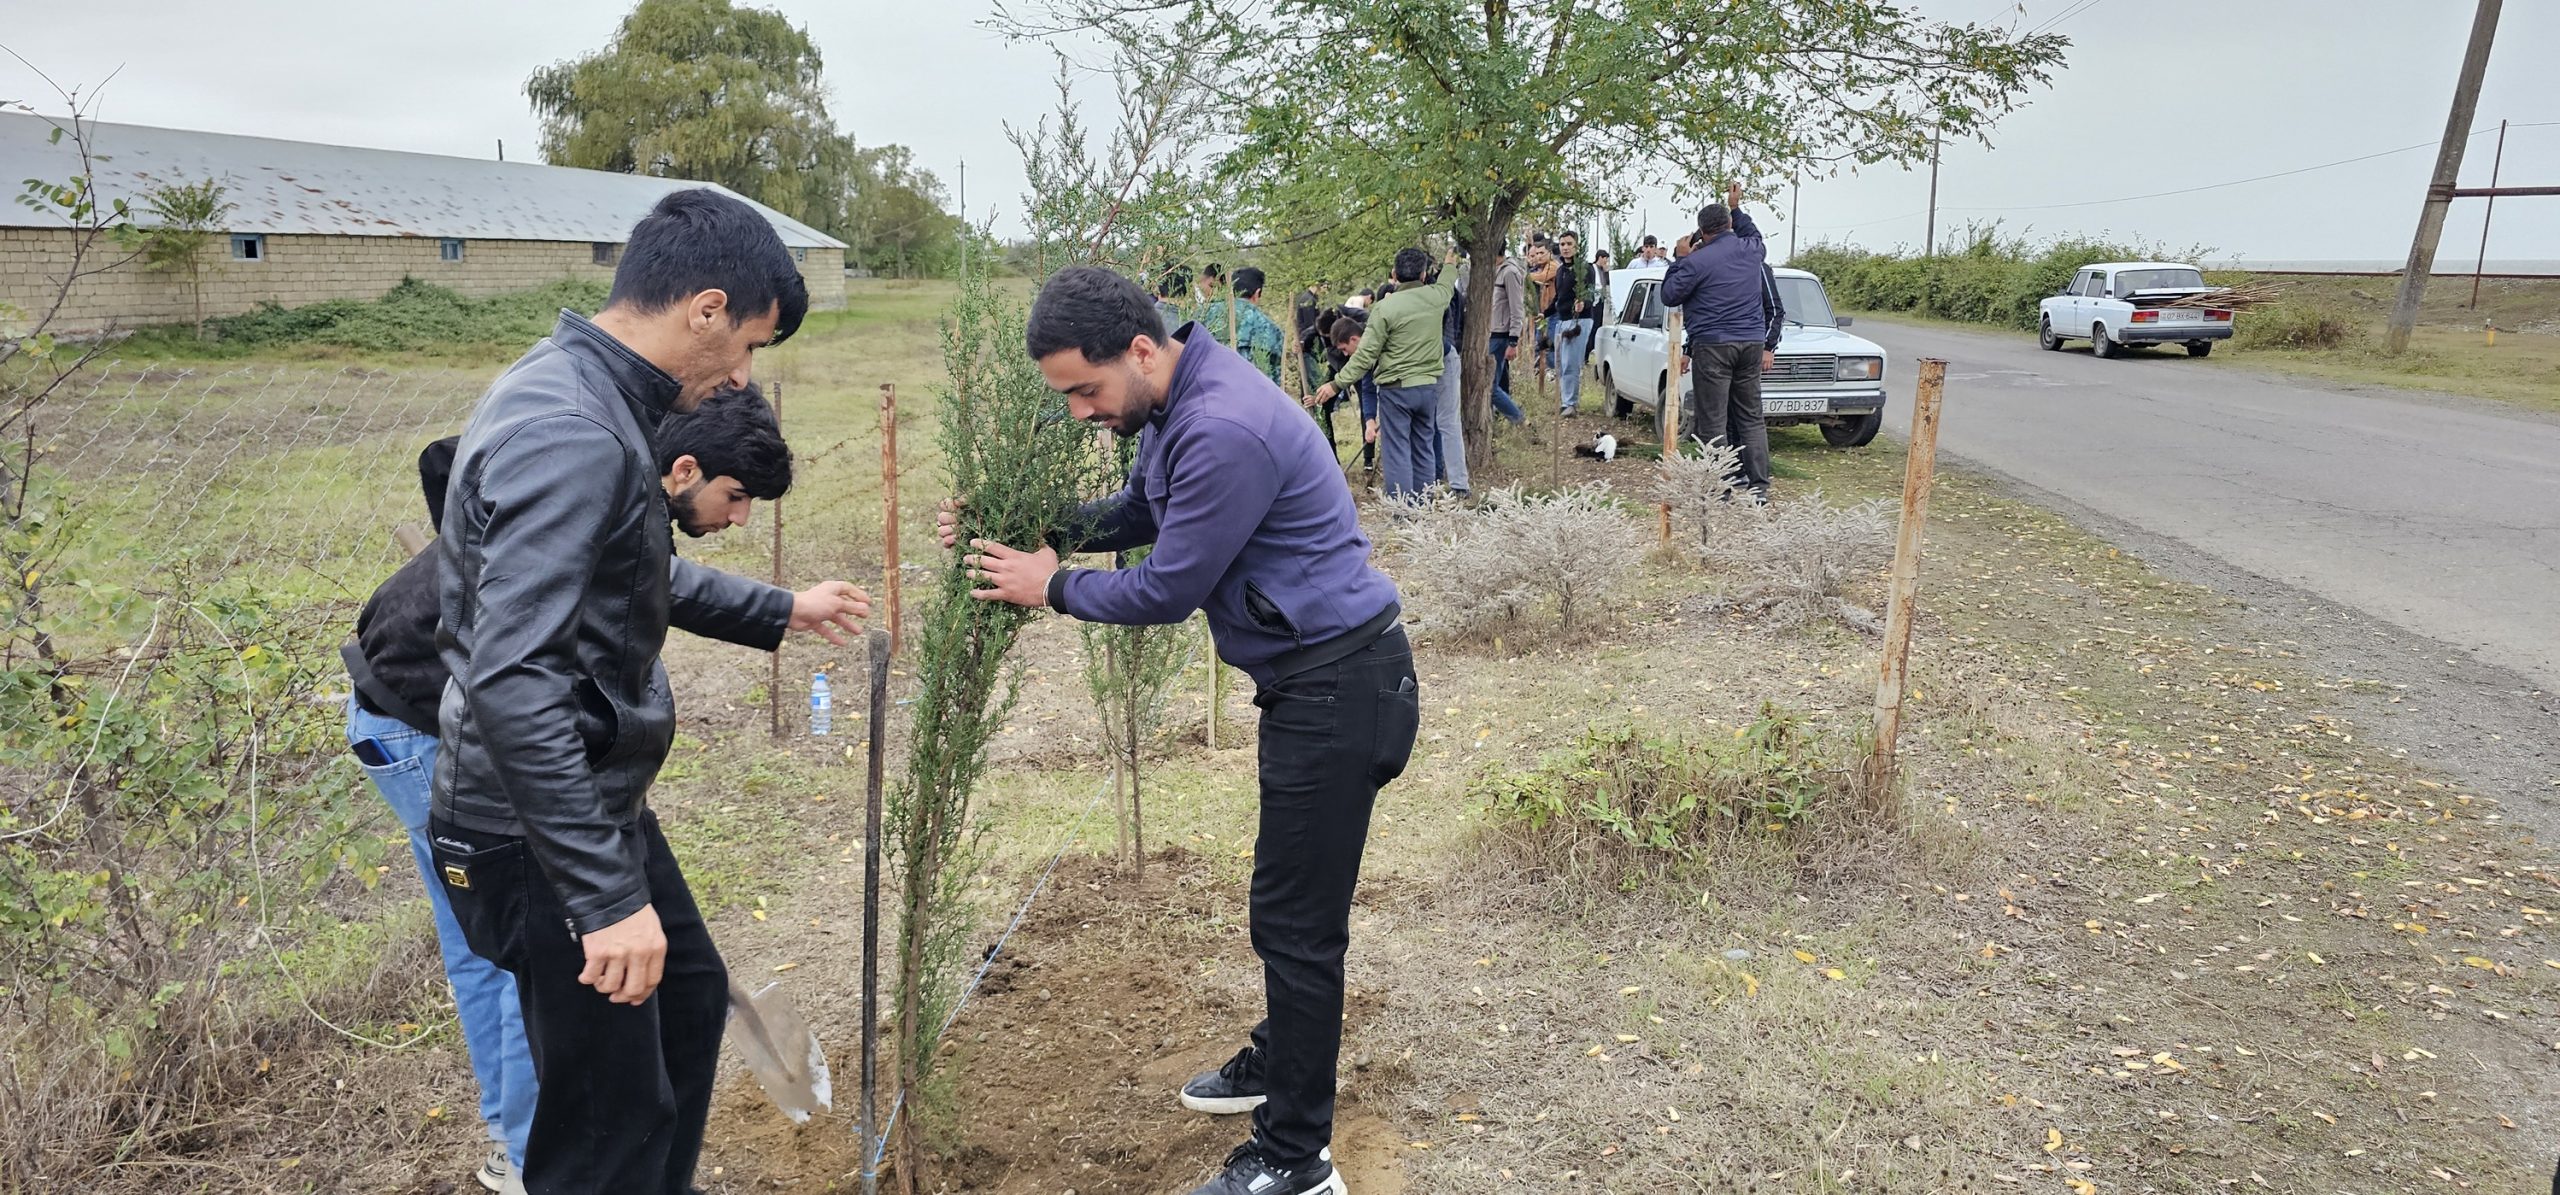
[728,974,833,1123]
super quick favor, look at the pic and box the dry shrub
[1647,439,1748,545]
[1473,709,1874,889]
[1701,489,1893,633]
[2234,302,2367,351]
[1393,482,1645,636]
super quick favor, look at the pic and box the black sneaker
[1180,1047,1268,1114]
[1185,1140,1347,1195]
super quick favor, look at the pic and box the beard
[666,481,715,538]
[1100,364,1162,437]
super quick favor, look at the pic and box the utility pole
[2387,0,2502,354]
[1923,129,1941,259]
[957,158,968,279]
[2470,118,2508,308]
[1788,175,1800,262]
[496,139,505,162]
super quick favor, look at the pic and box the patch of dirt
[705,849,1407,1195]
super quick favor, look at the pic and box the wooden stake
[1663,307,1685,452]
[879,383,903,657]
[1205,622,1222,750]
[860,630,889,1195]
[1657,502,1672,544]
[771,381,787,739]
[1864,358,1947,813]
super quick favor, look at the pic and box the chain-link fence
[0,356,498,1183]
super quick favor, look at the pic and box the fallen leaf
[2045,1127,2063,1154]
[1793,949,1817,964]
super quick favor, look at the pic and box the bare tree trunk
[1459,197,1523,472]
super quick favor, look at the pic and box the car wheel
[1821,411,1883,448]
[1603,365,1634,418]
[2186,341,2213,358]
[2092,322,2120,359]
[2038,317,2062,352]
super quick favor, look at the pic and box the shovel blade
[728,977,833,1123]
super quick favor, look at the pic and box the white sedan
[1591,266,1890,448]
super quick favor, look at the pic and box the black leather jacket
[431,311,787,934]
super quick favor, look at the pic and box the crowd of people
[1160,180,1783,507]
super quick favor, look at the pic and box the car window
[1620,281,1650,325]
[2078,272,2105,297]
[1770,275,1836,327]
[2116,268,2207,293]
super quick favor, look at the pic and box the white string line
[182,599,448,1052]
[0,601,163,843]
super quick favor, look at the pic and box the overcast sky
[5,1,2554,266]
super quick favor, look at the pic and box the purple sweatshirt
[1047,324,1401,683]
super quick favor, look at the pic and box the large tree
[1018,0,2070,466]
[527,0,856,232]
[842,144,966,278]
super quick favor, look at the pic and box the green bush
[129,276,611,354]
[1793,227,2163,331]
[2234,302,2366,350]
[1478,707,1866,882]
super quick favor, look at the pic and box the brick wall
[2,230,849,337]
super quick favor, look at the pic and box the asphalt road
[1851,318,2560,692]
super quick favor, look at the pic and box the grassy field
[46,279,2560,1193]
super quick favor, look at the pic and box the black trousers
[1686,341,1772,493]
[431,810,729,1195]
[1243,627,1420,1168]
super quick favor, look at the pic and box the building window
[230,234,265,261]
[592,242,618,266]
[439,238,465,262]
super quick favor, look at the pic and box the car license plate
[1765,398,1828,415]
[2159,308,2202,322]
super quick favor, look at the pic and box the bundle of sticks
[2128,280,2287,311]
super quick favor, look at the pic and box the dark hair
[1327,309,1369,349]
[1156,266,1191,299]
[1204,263,1225,281]
[606,188,808,345]
[1595,250,1612,261]
[1641,234,1659,247]
[1377,282,1399,298]
[1231,266,1266,298]
[1696,203,1732,236]
[1028,266,1166,364]
[654,383,793,499]
[1392,247,1428,283]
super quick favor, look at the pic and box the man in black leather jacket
[428,189,859,1195]
[349,386,861,1194]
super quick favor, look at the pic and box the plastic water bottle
[809,671,832,737]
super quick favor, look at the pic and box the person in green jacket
[1313,248,1448,501]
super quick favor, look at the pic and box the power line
[2025,0,2108,36]
[1795,121,2534,233]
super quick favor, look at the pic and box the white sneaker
[475,1144,512,1193]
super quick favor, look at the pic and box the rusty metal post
[771,381,787,738]
[879,383,902,658]
[859,629,889,1195]
[1865,358,1948,812]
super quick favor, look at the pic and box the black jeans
[1686,341,1772,493]
[430,810,728,1195]
[1243,627,1420,1168]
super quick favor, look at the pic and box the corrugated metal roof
[0,113,846,249]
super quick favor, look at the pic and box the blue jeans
[347,697,534,1169]
[1487,334,1524,424]
[1433,348,1469,494]
[1374,383,1439,503]
[1553,318,1594,412]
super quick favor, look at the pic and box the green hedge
[1790,232,2152,331]
[123,276,613,355]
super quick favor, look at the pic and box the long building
[0,113,848,337]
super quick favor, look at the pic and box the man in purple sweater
[952,267,1419,1195]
